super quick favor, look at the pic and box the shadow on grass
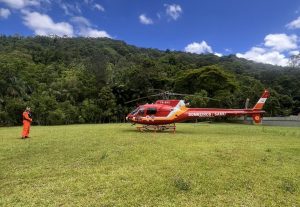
[17,137,31,140]
[119,128,199,135]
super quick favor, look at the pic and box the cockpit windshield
[138,108,144,115]
[130,107,140,115]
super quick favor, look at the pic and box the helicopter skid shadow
[120,128,197,135]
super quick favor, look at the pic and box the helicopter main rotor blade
[125,93,164,104]
[124,91,220,104]
[165,92,220,101]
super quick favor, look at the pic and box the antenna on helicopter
[245,98,250,109]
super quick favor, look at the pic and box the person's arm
[23,112,32,122]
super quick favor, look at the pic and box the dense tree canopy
[0,35,299,126]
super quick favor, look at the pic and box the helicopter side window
[138,108,144,115]
[146,108,157,115]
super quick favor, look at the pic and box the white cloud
[71,16,111,38]
[225,48,232,52]
[71,16,91,27]
[79,28,111,38]
[214,52,223,57]
[236,47,289,66]
[164,4,182,20]
[60,4,71,15]
[236,33,299,66]
[94,3,104,12]
[0,0,40,9]
[286,16,300,29]
[22,11,74,36]
[139,14,153,25]
[264,33,297,51]
[184,41,213,54]
[289,50,300,56]
[0,8,10,18]
[60,2,81,16]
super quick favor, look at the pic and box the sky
[0,0,300,66]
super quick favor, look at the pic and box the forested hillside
[0,36,299,125]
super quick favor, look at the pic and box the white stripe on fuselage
[166,100,185,118]
[257,98,267,104]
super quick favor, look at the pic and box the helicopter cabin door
[146,107,157,115]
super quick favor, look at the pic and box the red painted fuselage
[126,90,270,125]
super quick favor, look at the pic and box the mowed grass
[0,123,299,207]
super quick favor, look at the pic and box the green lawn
[0,123,299,206]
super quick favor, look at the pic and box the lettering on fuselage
[188,112,226,117]
[159,101,170,104]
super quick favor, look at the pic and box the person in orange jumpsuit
[21,107,32,139]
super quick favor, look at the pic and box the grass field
[0,123,299,207]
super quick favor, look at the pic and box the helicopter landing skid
[136,124,176,133]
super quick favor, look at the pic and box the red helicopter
[126,90,270,132]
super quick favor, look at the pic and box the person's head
[25,107,31,112]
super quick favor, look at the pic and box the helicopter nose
[126,115,132,122]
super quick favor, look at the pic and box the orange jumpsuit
[22,111,32,138]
